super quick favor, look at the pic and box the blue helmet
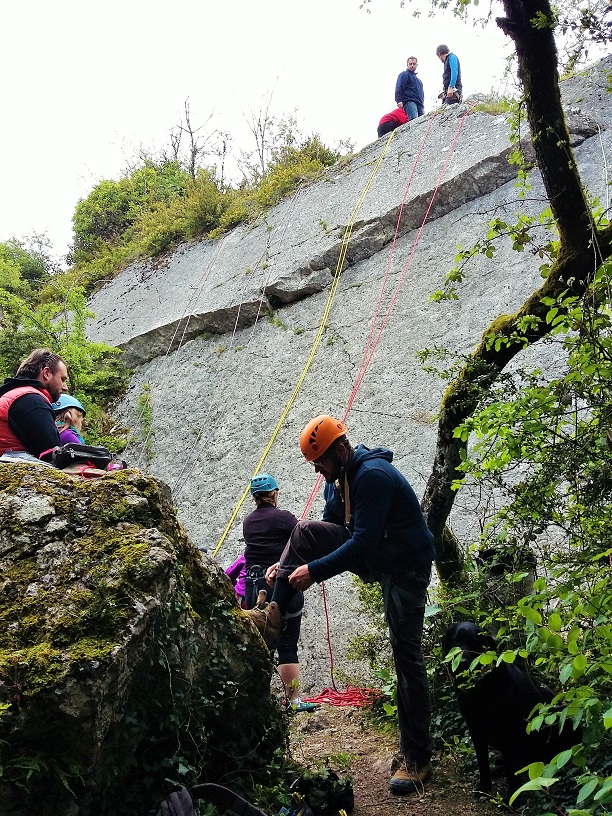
[250,474,279,494]
[52,394,86,416]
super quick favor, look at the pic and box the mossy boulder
[0,462,286,816]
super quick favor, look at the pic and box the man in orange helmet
[249,415,436,795]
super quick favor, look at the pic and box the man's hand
[265,562,279,587]
[289,564,315,591]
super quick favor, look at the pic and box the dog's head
[443,621,497,673]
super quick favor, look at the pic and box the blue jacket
[442,53,462,94]
[395,70,424,110]
[308,445,435,584]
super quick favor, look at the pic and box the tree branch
[422,0,612,581]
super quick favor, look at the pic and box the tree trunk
[423,0,612,583]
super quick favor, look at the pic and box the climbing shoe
[389,760,432,795]
[291,699,321,713]
[248,601,283,650]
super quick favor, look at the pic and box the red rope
[346,104,475,412]
[304,684,381,707]
[299,114,442,524]
[299,106,476,707]
[346,111,440,412]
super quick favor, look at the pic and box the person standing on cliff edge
[395,56,425,120]
[436,44,462,105]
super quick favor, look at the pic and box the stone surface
[86,58,612,695]
[0,462,284,816]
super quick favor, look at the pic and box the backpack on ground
[50,443,125,471]
[290,770,354,815]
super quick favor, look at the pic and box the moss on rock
[0,462,287,815]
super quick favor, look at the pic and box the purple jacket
[59,428,84,445]
[225,553,246,599]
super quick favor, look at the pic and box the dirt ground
[289,704,503,816]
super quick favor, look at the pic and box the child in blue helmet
[52,394,86,445]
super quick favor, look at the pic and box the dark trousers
[384,576,433,765]
[377,120,399,138]
[276,520,433,764]
[246,565,303,664]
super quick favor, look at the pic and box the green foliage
[0,235,57,296]
[437,255,612,813]
[136,383,154,463]
[52,122,349,297]
[472,96,516,115]
[0,248,131,451]
[71,160,190,264]
[268,311,288,331]
[346,579,391,672]
[129,169,232,257]
[432,204,559,301]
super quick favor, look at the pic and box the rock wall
[0,463,284,816]
[87,58,612,693]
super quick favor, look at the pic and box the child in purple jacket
[225,553,247,609]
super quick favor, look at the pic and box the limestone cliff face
[0,462,284,816]
[87,59,612,692]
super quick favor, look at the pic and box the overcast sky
[1,0,513,264]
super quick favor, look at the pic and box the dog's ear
[477,629,497,652]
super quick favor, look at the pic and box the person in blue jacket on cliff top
[395,55,425,120]
[436,44,462,105]
[249,415,435,795]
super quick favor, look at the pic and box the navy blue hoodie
[308,445,435,584]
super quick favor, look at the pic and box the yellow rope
[213,132,395,556]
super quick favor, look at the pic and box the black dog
[443,621,579,796]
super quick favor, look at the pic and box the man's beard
[323,451,344,483]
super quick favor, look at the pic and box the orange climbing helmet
[300,415,348,462]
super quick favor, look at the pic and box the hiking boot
[248,601,283,650]
[389,760,432,795]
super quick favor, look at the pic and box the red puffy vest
[0,386,53,454]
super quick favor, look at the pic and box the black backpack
[50,443,124,471]
[290,770,354,815]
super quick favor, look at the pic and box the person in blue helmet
[242,473,319,713]
[52,394,87,445]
